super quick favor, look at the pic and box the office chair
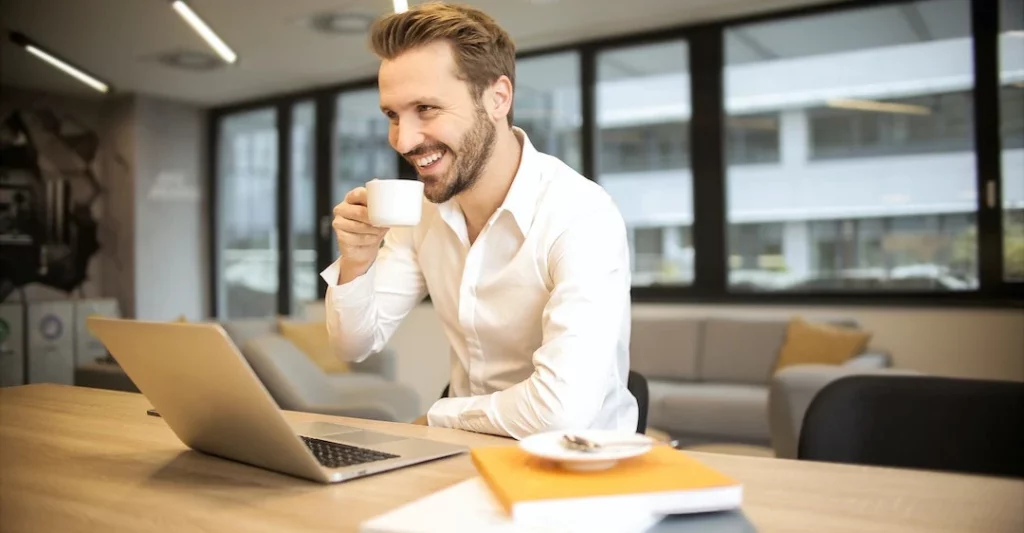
[798,374,1024,478]
[438,370,650,434]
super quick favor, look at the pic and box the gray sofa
[220,318,421,423]
[630,316,892,448]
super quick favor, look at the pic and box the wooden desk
[2,384,1021,533]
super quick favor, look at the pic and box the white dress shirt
[320,128,637,439]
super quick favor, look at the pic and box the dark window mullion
[276,104,293,315]
[971,0,1004,293]
[207,111,220,318]
[581,45,597,182]
[689,25,728,296]
[314,91,335,299]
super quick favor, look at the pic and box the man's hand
[411,414,428,426]
[333,185,389,285]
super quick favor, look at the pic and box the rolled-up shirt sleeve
[426,203,631,438]
[320,227,428,363]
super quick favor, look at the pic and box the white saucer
[518,430,654,471]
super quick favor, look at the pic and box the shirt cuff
[426,394,508,436]
[320,259,376,305]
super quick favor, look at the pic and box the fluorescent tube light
[171,0,237,64]
[9,32,110,93]
[393,0,409,13]
[826,98,931,116]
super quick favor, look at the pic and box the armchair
[240,335,420,422]
[768,355,919,459]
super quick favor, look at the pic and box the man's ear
[487,75,514,125]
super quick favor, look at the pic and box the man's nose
[393,122,424,155]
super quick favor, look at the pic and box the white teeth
[416,151,443,167]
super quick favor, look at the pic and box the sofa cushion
[699,318,787,385]
[327,372,389,391]
[648,380,770,442]
[222,319,277,348]
[773,317,872,373]
[630,318,702,381]
[278,319,350,374]
[240,335,335,408]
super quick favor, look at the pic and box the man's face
[378,41,497,204]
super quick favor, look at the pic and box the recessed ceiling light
[304,11,374,35]
[152,50,224,71]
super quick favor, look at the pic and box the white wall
[133,96,209,321]
[374,303,1024,410]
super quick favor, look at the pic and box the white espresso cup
[366,178,424,227]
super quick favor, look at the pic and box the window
[1001,0,1024,281]
[727,113,781,165]
[331,88,397,260]
[808,91,974,159]
[724,0,978,292]
[515,52,582,172]
[596,40,692,286]
[217,108,278,318]
[291,102,316,310]
[632,227,664,279]
[210,0,1020,308]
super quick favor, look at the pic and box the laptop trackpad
[330,431,407,446]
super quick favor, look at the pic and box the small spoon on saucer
[561,434,680,453]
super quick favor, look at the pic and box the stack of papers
[360,477,662,533]
[470,445,743,525]
[360,443,746,533]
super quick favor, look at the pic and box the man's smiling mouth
[414,149,447,169]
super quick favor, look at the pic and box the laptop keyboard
[300,436,400,469]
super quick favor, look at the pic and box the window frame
[207,0,1023,317]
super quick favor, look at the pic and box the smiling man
[321,3,637,439]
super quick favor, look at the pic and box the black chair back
[438,370,650,434]
[628,370,649,434]
[798,375,1024,478]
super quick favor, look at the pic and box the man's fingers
[344,187,368,206]
[334,203,372,225]
[333,215,385,237]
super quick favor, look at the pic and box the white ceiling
[0,0,852,108]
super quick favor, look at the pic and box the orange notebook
[470,445,742,524]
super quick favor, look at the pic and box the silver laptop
[86,316,467,484]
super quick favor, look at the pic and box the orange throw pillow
[277,319,350,374]
[774,317,871,373]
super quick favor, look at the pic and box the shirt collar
[498,127,541,236]
[437,127,542,238]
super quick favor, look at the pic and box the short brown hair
[369,2,517,125]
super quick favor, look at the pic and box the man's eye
[417,105,436,113]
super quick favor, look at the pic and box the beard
[407,103,496,204]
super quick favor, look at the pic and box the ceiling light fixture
[153,50,225,71]
[8,31,110,93]
[305,11,374,35]
[393,0,409,14]
[170,0,237,64]
[826,98,931,116]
